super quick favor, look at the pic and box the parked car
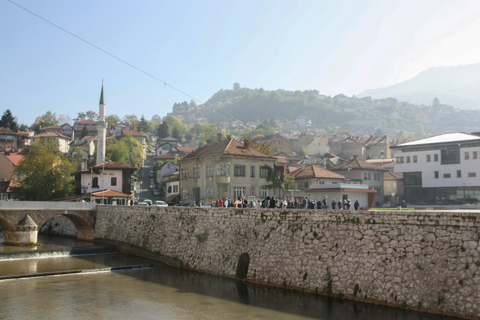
[154,201,168,207]
[141,199,152,206]
[138,201,150,206]
[382,202,393,208]
[149,171,154,177]
[153,189,160,196]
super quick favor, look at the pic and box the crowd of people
[211,195,361,210]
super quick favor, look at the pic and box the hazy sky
[2,0,480,125]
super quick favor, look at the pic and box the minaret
[96,83,106,165]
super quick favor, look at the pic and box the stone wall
[93,206,480,318]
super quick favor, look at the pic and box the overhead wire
[6,0,244,125]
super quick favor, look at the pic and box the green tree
[80,125,90,139]
[106,138,128,164]
[138,115,148,133]
[85,110,98,121]
[13,139,75,200]
[165,115,187,134]
[123,114,139,130]
[233,82,241,90]
[106,114,121,126]
[171,126,182,141]
[284,173,297,191]
[74,112,86,121]
[0,109,19,131]
[31,111,58,133]
[299,146,308,156]
[156,121,170,139]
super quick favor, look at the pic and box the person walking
[331,199,336,210]
[354,200,360,210]
[338,199,342,210]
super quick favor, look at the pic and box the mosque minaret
[96,83,107,165]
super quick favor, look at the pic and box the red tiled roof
[32,132,72,140]
[75,120,96,124]
[0,127,17,135]
[176,146,195,153]
[91,189,131,197]
[289,164,346,180]
[39,125,63,130]
[122,129,147,137]
[90,162,136,170]
[182,139,273,160]
[5,152,23,166]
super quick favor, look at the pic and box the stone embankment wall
[92,207,480,318]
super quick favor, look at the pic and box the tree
[165,115,187,135]
[74,112,86,121]
[156,121,170,139]
[240,135,278,157]
[85,110,98,121]
[284,173,297,191]
[106,114,121,126]
[138,115,148,133]
[31,111,59,133]
[13,139,75,200]
[171,126,181,141]
[58,114,72,125]
[106,136,143,168]
[80,125,90,139]
[299,146,308,156]
[233,82,241,90]
[123,114,139,130]
[0,109,19,131]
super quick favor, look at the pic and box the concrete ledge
[0,201,96,211]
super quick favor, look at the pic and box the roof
[74,161,136,175]
[39,125,63,131]
[91,189,130,197]
[176,146,195,153]
[329,156,387,171]
[99,84,105,105]
[4,152,23,166]
[32,132,72,140]
[182,139,274,160]
[289,164,346,180]
[122,129,147,137]
[392,132,480,148]
[0,127,17,135]
[384,171,403,181]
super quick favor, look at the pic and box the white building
[391,132,480,204]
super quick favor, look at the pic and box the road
[136,153,157,203]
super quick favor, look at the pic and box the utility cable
[6,0,244,125]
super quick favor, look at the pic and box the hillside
[359,64,480,109]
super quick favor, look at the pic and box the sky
[2,0,480,126]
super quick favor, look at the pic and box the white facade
[80,169,124,195]
[392,132,480,203]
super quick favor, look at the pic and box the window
[173,185,178,193]
[443,173,451,178]
[92,177,99,188]
[457,170,461,178]
[168,186,172,193]
[234,186,246,198]
[216,164,229,176]
[260,187,268,198]
[260,166,269,178]
[182,188,188,199]
[206,165,213,177]
[413,155,417,163]
[426,154,431,162]
[465,152,470,160]
[364,173,371,180]
[396,157,404,164]
[234,165,246,177]
[181,169,189,179]
[474,151,478,159]
[406,156,410,163]
[111,177,117,186]
[250,166,255,178]
[469,172,476,178]
[440,146,459,165]
[250,187,255,196]
[434,171,439,179]
[193,167,200,178]
[434,154,439,162]
[304,181,309,188]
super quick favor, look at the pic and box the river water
[0,235,459,320]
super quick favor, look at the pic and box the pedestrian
[282,197,288,209]
[338,200,342,210]
[269,197,276,208]
[331,199,336,210]
[235,197,242,208]
[354,200,360,210]
[322,196,328,209]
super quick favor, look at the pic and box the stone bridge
[0,201,96,245]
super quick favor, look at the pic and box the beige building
[289,164,346,192]
[0,127,18,151]
[329,136,390,161]
[260,134,293,157]
[30,132,72,154]
[179,138,276,204]
[329,156,387,207]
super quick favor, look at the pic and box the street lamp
[348,167,352,184]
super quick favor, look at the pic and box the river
[0,235,459,320]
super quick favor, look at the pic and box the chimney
[244,138,250,148]
[217,133,222,142]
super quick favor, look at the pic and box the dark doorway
[236,253,250,279]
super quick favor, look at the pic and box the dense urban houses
[392,132,480,204]
[0,180,17,200]
[61,123,73,137]
[73,161,136,204]
[16,130,34,148]
[260,134,294,157]
[73,119,97,140]
[329,135,391,161]
[68,138,95,160]
[110,123,129,136]
[179,137,276,204]
[163,171,180,204]
[38,125,65,135]
[156,161,178,186]
[329,156,387,206]
[0,127,18,150]
[30,132,72,154]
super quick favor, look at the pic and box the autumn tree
[241,135,278,157]
[31,111,59,133]
[13,139,76,200]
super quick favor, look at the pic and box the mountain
[358,64,480,109]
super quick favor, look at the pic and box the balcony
[215,175,230,184]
